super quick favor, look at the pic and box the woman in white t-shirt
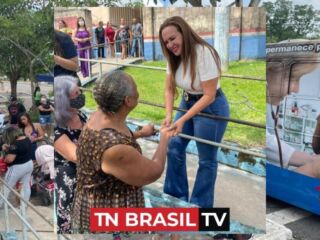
[159,16,230,208]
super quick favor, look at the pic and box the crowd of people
[0,91,54,209]
[56,17,143,78]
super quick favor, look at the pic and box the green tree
[0,0,53,100]
[263,0,319,43]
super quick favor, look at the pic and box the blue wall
[143,34,266,61]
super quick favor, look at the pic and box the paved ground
[139,139,266,231]
[266,197,320,240]
[0,80,53,111]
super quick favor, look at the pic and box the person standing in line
[130,17,143,58]
[115,18,130,60]
[95,21,105,58]
[105,21,116,58]
[72,17,91,78]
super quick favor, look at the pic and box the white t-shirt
[266,103,295,167]
[166,44,220,94]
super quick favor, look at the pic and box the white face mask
[79,21,85,26]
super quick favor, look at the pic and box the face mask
[70,93,85,109]
[79,21,85,26]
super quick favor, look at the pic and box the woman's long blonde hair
[159,16,221,96]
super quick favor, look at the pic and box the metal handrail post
[0,177,53,227]
[0,192,42,240]
[99,62,102,79]
[88,49,91,80]
[21,198,28,240]
[4,187,10,232]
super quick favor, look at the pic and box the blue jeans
[130,37,143,57]
[164,89,229,207]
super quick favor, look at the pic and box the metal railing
[0,177,71,240]
[76,54,266,159]
[77,37,144,60]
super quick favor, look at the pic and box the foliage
[263,0,320,43]
[0,0,53,97]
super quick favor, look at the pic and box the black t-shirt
[7,137,32,166]
[39,102,53,115]
[54,31,78,77]
[95,27,105,43]
[8,102,26,124]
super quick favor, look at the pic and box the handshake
[135,122,177,140]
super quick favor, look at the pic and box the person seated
[72,70,175,233]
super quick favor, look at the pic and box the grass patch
[84,60,266,148]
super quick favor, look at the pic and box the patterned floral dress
[72,128,145,233]
[54,112,86,234]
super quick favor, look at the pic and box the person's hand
[159,125,175,141]
[53,54,60,64]
[2,144,9,151]
[138,124,155,138]
[169,118,185,136]
[162,115,172,128]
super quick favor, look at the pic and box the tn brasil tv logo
[90,208,230,232]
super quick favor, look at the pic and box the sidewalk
[0,81,53,111]
[137,138,266,231]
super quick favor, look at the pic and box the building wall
[54,8,93,37]
[54,7,266,61]
[142,7,266,61]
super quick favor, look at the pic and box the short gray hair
[93,70,134,114]
[54,75,79,127]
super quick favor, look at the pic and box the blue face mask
[70,93,85,109]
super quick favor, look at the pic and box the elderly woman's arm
[133,124,155,139]
[101,127,174,186]
[54,134,78,163]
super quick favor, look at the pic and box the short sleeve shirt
[166,44,220,94]
[54,31,78,77]
[7,138,32,166]
[131,23,142,38]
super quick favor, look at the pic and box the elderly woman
[54,75,87,233]
[0,127,33,208]
[72,70,174,233]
